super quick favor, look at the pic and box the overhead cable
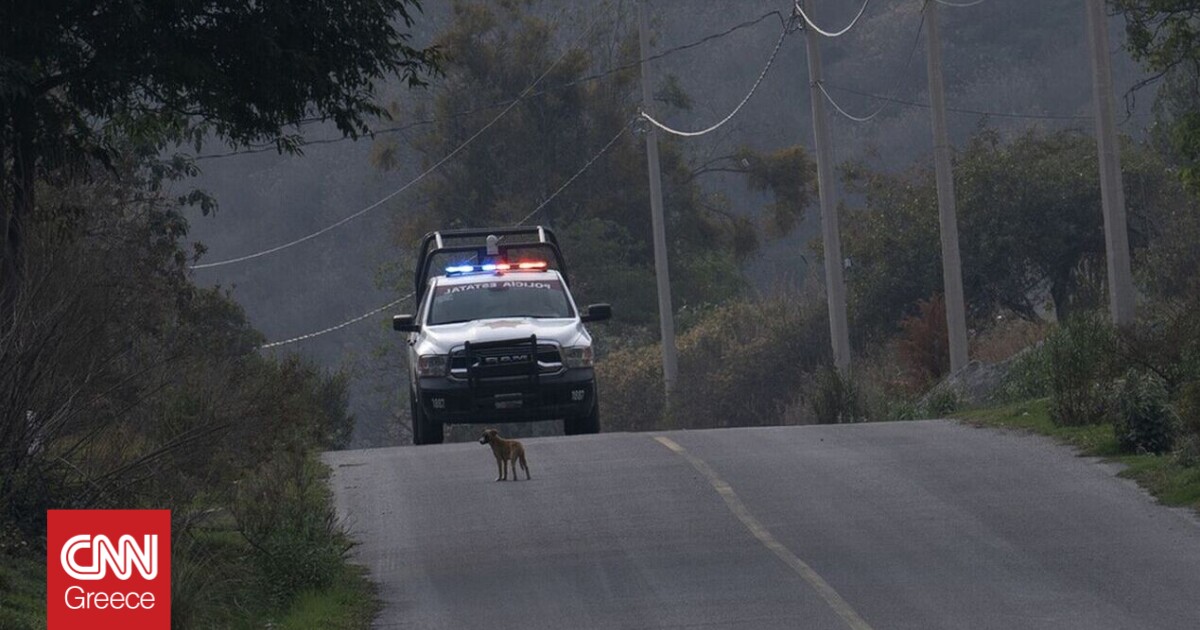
[191,7,607,270]
[792,0,872,38]
[258,294,413,350]
[822,84,1093,121]
[639,22,789,138]
[815,6,928,123]
[933,0,987,7]
[193,10,785,162]
[258,121,632,350]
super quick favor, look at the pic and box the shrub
[1178,381,1200,437]
[1115,297,1200,390]
[897,294,950,389]
[1174,434,1200,468]
[1046,314,1117,426]
[598,290,830,431]
[1114,370,1177,455]
[595,343,666,431]
[884,399,918,421]
[232,456,349,605]
[922,388,962,418]
[810,367,865,424]
[995,343,1051,402]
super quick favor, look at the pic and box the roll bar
[413,226,570,294]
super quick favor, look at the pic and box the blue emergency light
[445,261,548,276]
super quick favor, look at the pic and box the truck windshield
[428,278,574,325]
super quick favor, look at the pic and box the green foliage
[1115,370,1178,455]
[0,0,439,162]
[841,128,1178,342]
[599,291,830,430]
[996,345,1052,402]
[1,154,358,628]
[810,366,866,425]
[0,549,44,630]
[1115,1,1200,193]
[737,145,818,239]
[922,388,962,418]
[654,74,693,111]
[376,1,815,324]
[0,0,442,312]
[1046,314,1118,427]
[1178,381,1200,438]
[1116,294,1200,390]
[233,458,350,606]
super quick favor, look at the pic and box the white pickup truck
[393,227,610,445]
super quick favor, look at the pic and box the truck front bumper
[416,368,596,423]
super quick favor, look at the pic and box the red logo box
[47,509,171,630]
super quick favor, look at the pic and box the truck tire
[565,398,601,436]
[410,392,443,445]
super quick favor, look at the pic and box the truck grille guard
[461,335,547,411]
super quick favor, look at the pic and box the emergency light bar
[445,261,548,275]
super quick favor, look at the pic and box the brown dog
[478,428,530,481]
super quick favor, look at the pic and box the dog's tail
[519,452,530,479]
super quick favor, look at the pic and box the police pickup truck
[393,227,611,445]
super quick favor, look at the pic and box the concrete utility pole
[638,0,680,397]
[924,2,970,373]
[1085,0,1136,326]
[801,0,852,374]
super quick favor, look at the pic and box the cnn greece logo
[47,509,171,629]
[60,533,158,580]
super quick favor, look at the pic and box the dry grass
[972,315,1050,363]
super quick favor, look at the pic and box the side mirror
[392,314,420,333]
[580,303,612,323]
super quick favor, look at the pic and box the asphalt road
[325,421,1200,629]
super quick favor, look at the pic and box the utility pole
[1085,0,1136,326]
[801,0,852,374]
[638,0,680,397]
[924,1,970,373]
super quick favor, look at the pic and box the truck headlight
[416,354,449,377]
[563,345,594,368]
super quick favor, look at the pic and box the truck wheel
[565,399,601,436]
[410,392,443,445]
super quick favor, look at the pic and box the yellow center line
[654,436,874,630]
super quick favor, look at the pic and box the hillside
[182,0,1154,445]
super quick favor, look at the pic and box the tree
[0,0,441,315]
[839,128,1176,342]
[375,1,815,328]
[1114,0,1200,192]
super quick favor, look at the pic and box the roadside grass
[957,398,1200,514]
[0,550,45,630]
[273,565,379,630]
[188,523,378,630]
[173,475,380,629]
[0,463,378,630]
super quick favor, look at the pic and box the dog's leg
[510,456,519,481]
[495,456,504,482]
[519,452,530,480]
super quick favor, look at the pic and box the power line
[258,121,632,350]
[933,0,987,7]
[822,83,1093,121]
[515,122,632,226]
[792,0,872,38]
[816,5,928,123]
[191,6,608,271]
[259,294,413,350]
[192,10,785,162]
[640,21,790,138]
